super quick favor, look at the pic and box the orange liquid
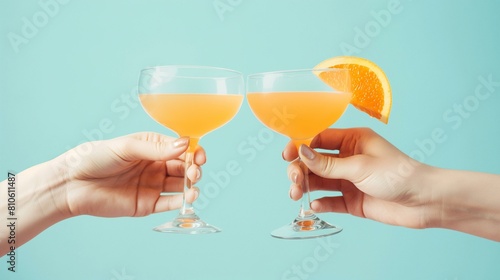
[139,94,243,149]
[247,91,351,145]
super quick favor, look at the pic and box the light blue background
[1,0,500,279]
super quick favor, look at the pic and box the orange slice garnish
[315,56,392,124]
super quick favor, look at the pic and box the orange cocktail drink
[139,93,243,151]
[246,91,351,148]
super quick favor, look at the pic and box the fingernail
[196,169,201,180]
[291,172,298,183]
[300,145,315,160]
[173,137,189,148]
[289,185,301,201]
[186,186,200,203]
[193,187,200,200]
[311,200,321,212]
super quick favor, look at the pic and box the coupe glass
[247,68,351,239]
[138,65,243,234]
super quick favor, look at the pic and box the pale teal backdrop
[1,0,500,279]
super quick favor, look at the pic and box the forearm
[1,160,71,256]
[425,166,500,241]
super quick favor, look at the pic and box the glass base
[271,214,342,239]
[153,213,221,234]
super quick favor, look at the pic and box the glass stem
[180,151,195,216]
[298,157,314,219]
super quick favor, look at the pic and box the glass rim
[247,67,348,79]
[139,65,243,79]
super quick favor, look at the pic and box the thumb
[299,144,362,181]
[117,137,189,162]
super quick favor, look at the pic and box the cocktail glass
[138,65,243,234]
[247,68,351,239]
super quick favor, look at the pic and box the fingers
[117,135,190,162]
[194,146,207,166]
[299,144,366,182]
[309,128,350,151]
[287,153,345,197]
[310,128,371,151]
[311,128,401,159]
[118,132,206,183]
[118,132,208,165]
[311,196,348,214]
[287,159,303,185]
[282,141,298,161]
[153,187,200,213]
[282,128,373,161]
[186,186,200,204]
[287,160,302,200]
[289,183,302,201]
[165,158,202,184]
[187,164,202,183]
[159,174,200,195]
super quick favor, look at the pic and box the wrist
[0,158,72,255]
[421,166,500,241]
[20,158,73,227]
[42,156,74,220]
[412,164,446,229]
[400,161,443,229]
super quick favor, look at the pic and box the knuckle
[321,157,337,177]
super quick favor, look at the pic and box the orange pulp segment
[314,56,392,124]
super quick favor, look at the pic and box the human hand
[283,128,434,229]
[52,132,206,218]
